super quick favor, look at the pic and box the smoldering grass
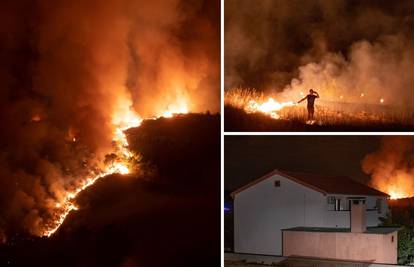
[225,88,414,127]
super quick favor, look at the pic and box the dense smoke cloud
[0,0,218,237]
[362,137,414,198]
[225,0,414,107]
[127,1,220,117]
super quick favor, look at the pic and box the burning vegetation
[225,0,414,131]
[1,113,220,266]
[363,137,414,200]
[0,0,219,243]
[225,88,414,131]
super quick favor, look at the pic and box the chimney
[350,199,366,233]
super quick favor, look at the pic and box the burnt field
[225,105,414,132]
[0,113,220,267]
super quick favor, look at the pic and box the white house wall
[234,174,389,256]
[234,174,326,255]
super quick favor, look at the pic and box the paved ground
[224,253,402,267]
[225,261,274,267]
[225,258,373,267]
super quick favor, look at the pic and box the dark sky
[225,136,382,191]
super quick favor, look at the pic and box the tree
[380,212,414,265]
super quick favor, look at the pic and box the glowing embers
[245,98,296,119]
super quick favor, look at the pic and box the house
[231,169,399,264]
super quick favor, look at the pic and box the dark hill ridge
[126,113,220,185]
[1,113,220,267]
[225,105,414,132]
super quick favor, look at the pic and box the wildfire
[42,100,190,237]
[43,162,130,237]
[372,179,413,200]
[42,108,140,237]
[245,98,296,119]
[161,105,189,118]
[382,185,412,200]
[389,190,406,200]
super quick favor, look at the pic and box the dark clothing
[307,106,315,119]
[298,91,319,120]
[306,94,318,108]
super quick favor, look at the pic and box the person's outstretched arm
[298,96,307,103]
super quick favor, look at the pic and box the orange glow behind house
[371,173,414,200]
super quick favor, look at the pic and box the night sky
[225,136,382,191]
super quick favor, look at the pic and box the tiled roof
[231,169,389,198]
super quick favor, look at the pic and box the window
[327,196,344,211]
[274,180,280,187]
[335,199,341,211]
[327,196,336,204]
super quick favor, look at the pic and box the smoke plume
[362,137,414,199]
[225,0,414,108]
[0,0,218,237]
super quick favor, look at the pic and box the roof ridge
[231,169,390,198]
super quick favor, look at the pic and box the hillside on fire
[225,1,414,131]
[1,114,220,267]
[0,0,219,266]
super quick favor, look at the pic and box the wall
[233,173,389,255]
[234,174,326,255]
[283,230,398,264]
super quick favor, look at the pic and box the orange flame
[246,98,295,119]
[42,98,189,237]
[371,173,414,200]
[42,107,140,237]
[224,89,296,119]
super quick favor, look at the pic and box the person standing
[298,89,319,121]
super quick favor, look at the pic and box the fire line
[42,104,189,237]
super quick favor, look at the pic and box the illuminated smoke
[225,0,414,109]
[0,0,218,238]
[279,36,414,107]
[362,137,414,199]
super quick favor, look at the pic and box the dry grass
[224,88,268,108]
[225,88,414,129]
